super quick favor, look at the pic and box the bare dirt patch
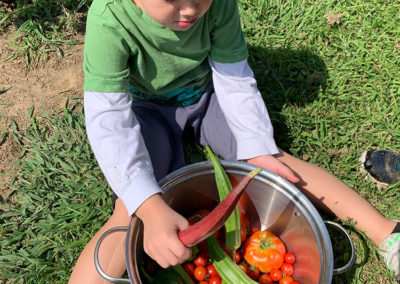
[0,32,85,199]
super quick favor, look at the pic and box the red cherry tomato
[194,253,208,267]
[269,268,283,281]
[258,273,273,284]
[206,264,219,277]
[234,250,242,264]
[281,263,294,276]
[290,281,300,284]
[182,262,195,277]
[246,265,260,281]
[279,275,294,284]
[238,263,247,273]
[198,281,208,284]
[250,226,260,235]
[194,266,207,281]
[284,252,296,264]
[219,241,232,257]
[209,275,222,284]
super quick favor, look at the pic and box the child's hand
[247,153,300,184]
[135,194,192,268]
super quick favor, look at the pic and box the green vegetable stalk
[205,146,241,257]
[207,235,257,284]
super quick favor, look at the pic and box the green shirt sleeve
[83,6,130,93]
[209,0,248,63]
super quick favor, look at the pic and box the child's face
[133,0,213,31]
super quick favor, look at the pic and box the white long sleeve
[209,57,279,160]
[84,91,161,216]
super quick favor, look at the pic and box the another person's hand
[247,153,300,184]
[135,194,192,268]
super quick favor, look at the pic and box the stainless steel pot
[95,160,355,284]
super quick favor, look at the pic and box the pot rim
[125,160,334,284]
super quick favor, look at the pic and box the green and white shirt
[84,0,248,106]
[83,0,278,216]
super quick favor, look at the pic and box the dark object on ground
[360,150,400,187]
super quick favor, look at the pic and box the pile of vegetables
[181,210,300,284]
[140,147,300,284]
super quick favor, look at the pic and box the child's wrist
[135,194,168,221]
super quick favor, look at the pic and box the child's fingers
[154,249,178,268]
[277,165,300,183]
[247,154,300,183]
[170,237,192,259]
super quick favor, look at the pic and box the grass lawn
[1,0,399,283]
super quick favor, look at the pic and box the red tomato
[284,252,296,264]
[182,262,195,277]
[206,264,218,277]
[209,275,222,284]
[250,226,260,235]
[269,268,283,281]
[246,265,260,281]
[238,263,247,273]
[198,281,208,284]
[234,250,242,264]
[281,263,294,276]
[290,281,300,284]
[194,253,208,267]
[194,266,207,281]
[243,231,286,273]
[258,273,273,284]
[279,275,294,284]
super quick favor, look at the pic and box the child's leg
[274,149,397,245]
[198,90,397,244]
[69,198,130,284]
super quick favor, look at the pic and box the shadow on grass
[331,226,371,284]
[249,45,329,151]
[184,45,329,164]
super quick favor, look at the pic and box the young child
[69,0,400,282]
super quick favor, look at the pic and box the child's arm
[209,58,299,183]
[84,91,191,266]
[84,91,162,216]
[83,6,191,268]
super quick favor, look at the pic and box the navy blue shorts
[112,86,237,208]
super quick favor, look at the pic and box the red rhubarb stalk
[178,167,262,247]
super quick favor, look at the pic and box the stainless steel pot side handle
[94,226,132,284]
[94,222,356,283]
[324,221,356,275]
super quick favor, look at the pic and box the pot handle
[94,226,131,284]
[324,221,356,274]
